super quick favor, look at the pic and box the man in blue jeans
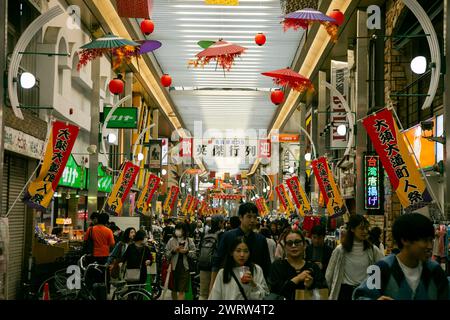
[209,203,271,294]
[354,213,448,300]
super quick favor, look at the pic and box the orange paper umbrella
[190,39,247,72]
[261,67,314,93]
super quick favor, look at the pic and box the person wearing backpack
[198,215,225,300]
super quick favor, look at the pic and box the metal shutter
[3,153,27,299]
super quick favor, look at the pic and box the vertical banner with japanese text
[105,161,140,215]
[275,184,294,214]
[163,185,180,215]
[330,60,349,149]
[365,156,381,210]
[135,174,161,215]
[286,176,312,216]
[24,121,79,210]
[256,198,269,216]
[311,157,349,218]
[362,108,432,210]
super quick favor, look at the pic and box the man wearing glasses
[209,203,272,295]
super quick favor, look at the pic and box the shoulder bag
[125,246,145,282]
[83,227,94,255]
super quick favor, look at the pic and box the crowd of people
[83,204,450,300]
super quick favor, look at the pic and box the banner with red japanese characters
[275,184,294,214]
[362,108,432,210]
[256,198,270,216]
[286,176,312,216]
[312,157,349,219]
[24,121,79,210]
[163,185,180,215]
[135,174,161,215]
[105,161,140,215]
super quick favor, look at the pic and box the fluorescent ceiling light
[181,35,256,39]
[179,24,269,28]
[175,12,271,16]
[172,5,273,9]
[179,30,268,34]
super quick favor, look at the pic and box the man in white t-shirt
[354,213,448,300]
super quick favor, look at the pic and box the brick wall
[4,106,47,141]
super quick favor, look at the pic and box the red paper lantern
[270,90,284,105]
[161,74,172,87]
[140,19,154,35]
[109,75,124,95]
[255,33,266,46]
[329,9,344,26]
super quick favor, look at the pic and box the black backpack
[198,232,221,271]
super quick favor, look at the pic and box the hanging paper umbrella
[197,40,216,49]
[261,67,314,93]
[189,39,247,72]
[137,40,162,55]
[77,34,140,71]
[282,8,338,42]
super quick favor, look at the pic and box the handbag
[125,247,145,282]
[110,243,124,279]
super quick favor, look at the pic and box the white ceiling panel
[142,0,304,171]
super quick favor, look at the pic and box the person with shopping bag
[165,222,197,300]
[121,230,153,285]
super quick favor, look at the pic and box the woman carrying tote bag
[121,230,153,284]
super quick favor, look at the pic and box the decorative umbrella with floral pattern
[262,67,314,93]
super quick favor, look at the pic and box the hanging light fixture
[162,169,167,176]
[109,75,124,95]
[140,19,154,35]
[270,90,284,105]
[411,56,427,74]
[254,33,266,46]
[337,124,347,136]
[305,153,312,161]
[161,74,172,87]
[107,133,117,144]
[20,72,36,89]
[137,153,144,161]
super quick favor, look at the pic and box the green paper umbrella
[197,40,215,49]
[80,34,139,49]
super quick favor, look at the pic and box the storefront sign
[59,154,86,189]
[194,138,265,164]
[136,174,161,215]
[330,60,349,149]
[275,184,294,214]
[105,161,140,215]
[212,194,244,200]
[4,126,44,160]
[312,157,349,218]
[163,186,180,215]
[362,108,432,211]
[24,121,79,210]
[273,134,299,143]
[180,138,193,158]
[258,139,271,160]
[102,106,138,129]
[286,176,312,216]
[146,139,162,169]
[365,156,380,210]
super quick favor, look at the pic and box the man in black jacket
[209,203,271,292]
[305,225,333,278]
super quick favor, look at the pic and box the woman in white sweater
[209,236,269,300]
[325,215,384,300]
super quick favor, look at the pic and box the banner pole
[5,114,54,218]
[390,106,445,220]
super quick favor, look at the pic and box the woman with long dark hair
[209,236,269,300]
[268,229,326,300]
[108,227,136,278]
[325,215,384,300]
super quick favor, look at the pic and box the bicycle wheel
[37,275,78,300]
[120,289,152,301]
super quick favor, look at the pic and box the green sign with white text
[102,106,138,129]
[59,154,86,189]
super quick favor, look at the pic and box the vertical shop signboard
[147,139,162,169]
[136,174,161,215]
[286,176,313,216]
[275,184,294,214]
[163,186,180,215]
[330,60,349,149]
[362,108,432,211]
[24,121,79,210]
[311,157,349,219]
[105,161,140,215]
[365,156,380,210]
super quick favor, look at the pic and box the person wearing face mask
[165,222,197,300]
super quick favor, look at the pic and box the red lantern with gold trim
[328,9,344,26]
[109,75,124,95]
[161,74,172,87]
[140,19,154,35]
[270,89,284,105]
[255,33,266,46]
